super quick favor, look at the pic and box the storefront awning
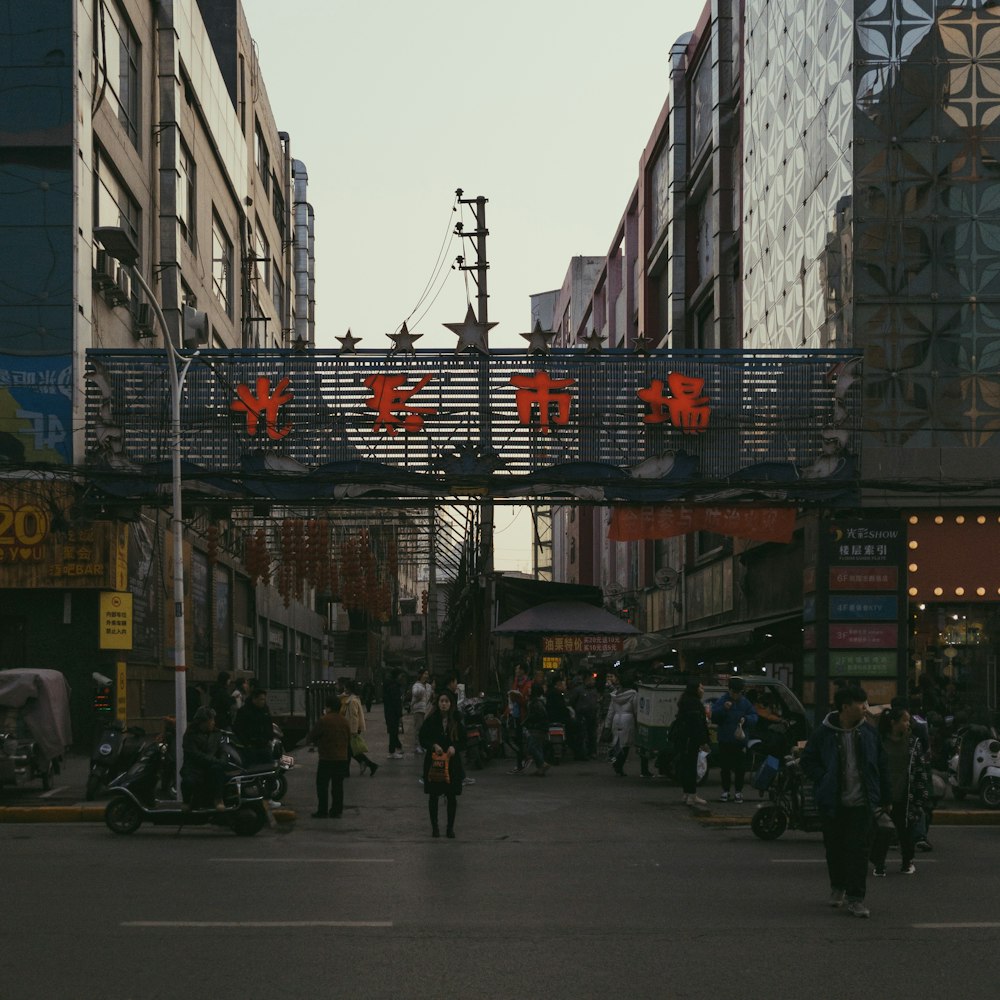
[624,610,801,658]
[493,601,641,636]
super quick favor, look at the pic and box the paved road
[3,718,999,999]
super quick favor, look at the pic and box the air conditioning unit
[92,249,117,291]
[132,301,155,339]
[112,266,131,305]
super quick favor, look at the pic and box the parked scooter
[103,741,273,836]
[947,724,1000,808]
[221,722,294,800]
[86,719,147,800]
[751,754,824,840]
[459,698,488,770]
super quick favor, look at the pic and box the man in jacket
[710,677,758,802]
[800,685,891,918]
[383,671,404,758]
[234,688,275,766]
[307,694,350,818]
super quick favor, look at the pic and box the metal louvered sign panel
[84,348,862,504]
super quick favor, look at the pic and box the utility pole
[455,192,493,693]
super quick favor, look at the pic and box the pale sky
[240,0,707,571]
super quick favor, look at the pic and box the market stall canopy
[493,601,641,636]
[0,668,73,761]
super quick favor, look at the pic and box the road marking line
[770,858,938,864]
[209,858,395,864]
[913,923,1000,929]
[122,921,392,928]
[38,787,68,799]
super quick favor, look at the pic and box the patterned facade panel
[855,0,1000,448]
[743,0,855,350]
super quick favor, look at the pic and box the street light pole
[94,228,195,799]
[131,266,198,800]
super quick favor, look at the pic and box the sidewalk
[3,720,999,826]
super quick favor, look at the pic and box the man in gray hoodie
[800,685,891,919]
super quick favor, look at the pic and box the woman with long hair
[341,679,379,777]
[674,680,710,806]
[870,706,930,877]
[603,669,637,777]
[419,691,466,838]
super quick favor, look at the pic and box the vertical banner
[115,661,127,721]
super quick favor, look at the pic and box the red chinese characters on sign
[231,377,294,440]
[363,373,436,435]
[636,373,710,434]
[510,371,576,433]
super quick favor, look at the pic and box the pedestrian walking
[341,679,379,776]
[567,672,599,759]
[869,706,930,877]
[674,680,710,806]
[800,685,891,919]
[710,677,758,802]
[307,694,350,818]
[524,682,550,776]
[209,671,233,729]
[383,670,404,758]
[419,691,467,838]
[410,669,433,753]
[603,669,637,777]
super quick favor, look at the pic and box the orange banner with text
[608,505,796,543]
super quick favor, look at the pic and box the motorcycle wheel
[265,773,288,801]
[751,805,788,841]
[105,797,143,835]
[232,806,265,837]
[85,772,103,801]
[980,777,1000,809]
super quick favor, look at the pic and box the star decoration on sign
[445,304,497,354]
[520,320,555,355]
[581,330,606,354]
[336,329,362,353]
[633,333,653,355]
[388,321,422,354]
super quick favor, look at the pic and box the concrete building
[540,0,1000,719]
[0,0,323,737]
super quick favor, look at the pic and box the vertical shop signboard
[820,518,907,705]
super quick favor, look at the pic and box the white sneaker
[719,792,730,802]
[734,792,743,804]
[684,794,707,806]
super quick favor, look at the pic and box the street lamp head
[94,226,140,268]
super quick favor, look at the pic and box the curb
[0,805,298,825]
[694,810,1000,827]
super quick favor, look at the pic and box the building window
[94,149,140,243]
[101,1,141,148]
[178,140,196,247]
[211,211,233,318]
[272,265,284,322]
[271,177,285,238]
[254,119,270,199]
[254,219,270,288]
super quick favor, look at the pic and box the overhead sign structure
[85,348,862,505]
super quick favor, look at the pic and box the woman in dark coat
[674,681,710,807]
[419,691,466,838]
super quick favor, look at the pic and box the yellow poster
[99,591,133,650]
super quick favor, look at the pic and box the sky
[240,0,707,571]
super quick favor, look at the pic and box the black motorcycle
[751,754,824,840]
[86,720,147,800]
[103,741,274,837]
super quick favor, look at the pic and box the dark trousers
[718,742,747,792]
[428,791,457,832]
[870,800,914,868]
[678,745,700,795]
[316,759,347,817]
[579,713,597,756]
[821,806,875,902]
[386,713,402,754]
